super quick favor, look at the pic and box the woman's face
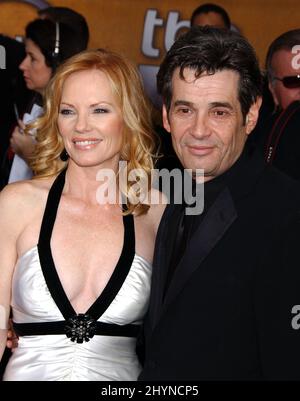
[19,38,52,94]
[57,69,124,171]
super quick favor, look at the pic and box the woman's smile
[72,138,103,150]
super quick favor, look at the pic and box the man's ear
[245,96,262,135]
[162,104,171,133]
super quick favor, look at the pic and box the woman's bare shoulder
[0,177,55,220]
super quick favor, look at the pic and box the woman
[0,49,165,380]
[8,18,86,184]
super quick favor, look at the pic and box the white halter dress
[3,170,151,381]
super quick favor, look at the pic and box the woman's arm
[0,185,21,361]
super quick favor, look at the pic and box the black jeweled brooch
[65,314,97,343]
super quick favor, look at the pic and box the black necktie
[163,204,194,298]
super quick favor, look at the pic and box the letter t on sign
[142,9,163,58]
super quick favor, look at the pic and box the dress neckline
[37,169,135,321]
[17,244,151,268]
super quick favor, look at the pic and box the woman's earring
[60,148,69,161]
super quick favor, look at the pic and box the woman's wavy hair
[29,48,157,215]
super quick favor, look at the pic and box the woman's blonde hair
[29,48,157,215]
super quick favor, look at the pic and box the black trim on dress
[14,169,137,342]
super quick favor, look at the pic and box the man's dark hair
[157,26,262,122]
[266,29,300,80]
[25,19,87,70]
[38,6,89,49]
[190,3,231,29]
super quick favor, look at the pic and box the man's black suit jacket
[248,101,300,181]
[139,151,300,380]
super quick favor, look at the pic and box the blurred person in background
[249,29,300,179]
[38,6,89,49]
[0,35,32,179]
[266,29,300,111]
[190,3,231,29]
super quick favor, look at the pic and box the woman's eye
[93,108,108,114]
[60,109,74,115]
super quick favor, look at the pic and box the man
[139,26,300,380]
[251,29,300,179]
[266,29,300,110]
[190,3,231,29]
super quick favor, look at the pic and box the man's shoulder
[260,164,300,198]
[249,165,300,224]
[240,147,300,199]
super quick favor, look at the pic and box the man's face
[163,68,260,182]
[269,49,300,109]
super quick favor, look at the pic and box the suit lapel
[158,187,238,323]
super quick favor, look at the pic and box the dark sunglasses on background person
[273,74,300,88]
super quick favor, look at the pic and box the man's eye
[213,110,228,117]
[60,109,74,115]
[177,108,191,114]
